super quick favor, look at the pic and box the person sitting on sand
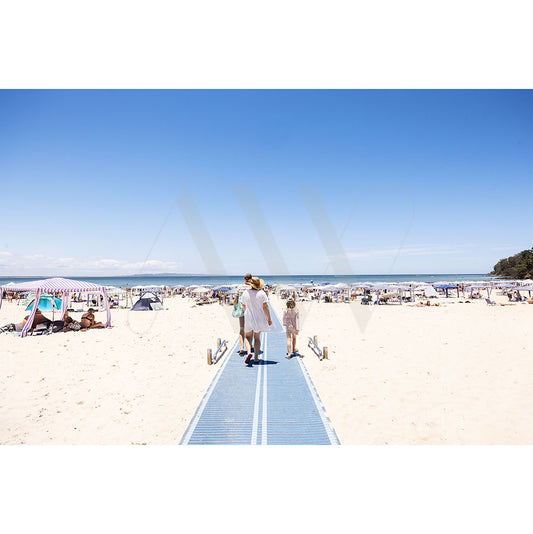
[61,311,81,331]
[20,308,52,333]
[80,308,104,329]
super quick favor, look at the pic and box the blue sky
[1,89,532,276]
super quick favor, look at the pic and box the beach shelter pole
[59,291,69,321]
[0,290,3,310]
[103,289,111,327]
[21,288,42,338]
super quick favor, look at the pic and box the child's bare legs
[286,333,292,358]
[292,333,298,354]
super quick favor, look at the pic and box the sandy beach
[269,294,533,445]
[0,297,234,444]
[1,291,532,445]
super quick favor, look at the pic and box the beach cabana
[466,285,492,299]
[511,285,533,300]
[435,284,460,298]
[0,277,111,337]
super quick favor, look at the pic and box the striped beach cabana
[0,277,111,337]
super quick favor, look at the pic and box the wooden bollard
[207,348,213,365]
[217,338,221,349]
[323,347,328,359]
[313,335,318,346]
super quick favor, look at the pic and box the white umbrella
[193,287,211,294]
[330,282,350,290]
[276,284,296,291]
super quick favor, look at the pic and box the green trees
[490,248,533,279]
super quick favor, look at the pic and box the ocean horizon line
[1,272,491,279]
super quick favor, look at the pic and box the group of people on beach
[0,308,104,335]
[232,273,300,366]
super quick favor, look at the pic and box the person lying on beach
[21,309,52,333]
[412,300,441,307]
[0,322,16,333]
[80,308,104,329]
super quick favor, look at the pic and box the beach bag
[67,321,81,331]
[232,297,244,318]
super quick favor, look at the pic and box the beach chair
[485,298,496,306]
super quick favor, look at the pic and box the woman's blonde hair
[286,298,296,309]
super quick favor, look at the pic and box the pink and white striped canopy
[0,277,106,292]
[0,277,112,337]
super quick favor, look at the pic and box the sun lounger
[485,298,497,306]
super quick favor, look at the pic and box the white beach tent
[466,285,493,299]
[511,285,533,297]
[414,285,438,298]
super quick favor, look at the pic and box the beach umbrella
[277,284,296,291]
[330,282,350,290]
[213,285,231,292]
[25,294,62,312]
[193,287,211,294]
[371,283,398,291]
[316,285,336,292]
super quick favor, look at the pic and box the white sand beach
[268,294,533,445]
[1,292,532,445]
[0,297,234,444]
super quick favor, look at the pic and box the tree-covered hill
[490,248,533,279]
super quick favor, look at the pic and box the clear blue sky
[1,89,532,276]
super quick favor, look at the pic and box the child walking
[283,298,300,358]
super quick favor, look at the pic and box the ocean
[0,274,494,288]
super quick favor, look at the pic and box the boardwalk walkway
[181,310,339,445]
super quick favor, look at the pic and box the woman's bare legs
[245,331,253,354]
[253,332,261,362]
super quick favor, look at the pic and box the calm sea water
[0,274,493,288]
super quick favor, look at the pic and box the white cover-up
[242,289,271,333]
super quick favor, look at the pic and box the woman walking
[241,277,272,366]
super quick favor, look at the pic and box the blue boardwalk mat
[181,313,339,445]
